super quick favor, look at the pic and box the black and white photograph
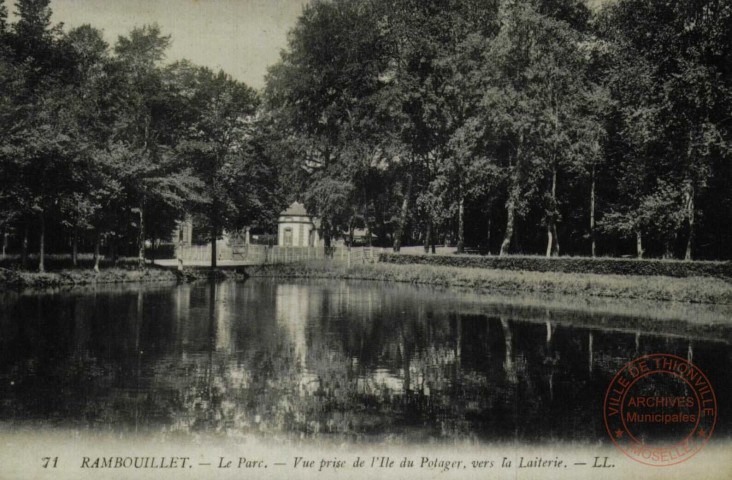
[1,1,731,479]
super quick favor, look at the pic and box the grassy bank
[379,252,732,278]
[249,261,732,304]
[5,258,731,304]
[0,267,180,289]
[0,267,247,289]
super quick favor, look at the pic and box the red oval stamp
[603,353,717,466]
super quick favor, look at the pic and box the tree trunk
[177,240,184,271]
[72,227,78,267]
[137,205,145,269]
[457,195,465,254]
[365,218,372,247]
[323,219,332,249]
[663,231,676,259]
[685,183,694,261]
[111,235,118,264]
[500,183,520,256]
[635,228,644,259]
[348,219,355,248]
[500,201,515,255]
[93,232,101,272]
[590,166,596,258]
[485,212,491,255]
[424,221,432,253]
[21,222,29,269]
[393,173,412,252]
[38,211,45,272]
[2,228,8,259]
[545,166,559,258]
[211,219,218,270]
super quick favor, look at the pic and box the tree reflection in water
[0,279,730,444]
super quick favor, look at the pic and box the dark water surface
[1,279,730,444]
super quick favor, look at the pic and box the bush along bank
[378,253,732,278]
[0,267,248,289]
[0,267,180,289]
[248,261,732,305]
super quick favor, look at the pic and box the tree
[169,62,265,268]
[0,0,7,33]
[265,0,399,248]
[2,0,77,271]
[598,0,732,259]
[112,25,198,268]
[55,25,114,267]
[444,118,503,254]
[466,0,602,257]
[0,0,18,258]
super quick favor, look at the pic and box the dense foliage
[266,0,732,260]
[0,0,284,270]
[2,0,732,271]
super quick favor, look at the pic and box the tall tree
[266,0,397,247]
[471,0,600,256]
[2,0,76,271]
[0,0,7,33]
[598,0,732,259]
[55,25,114,266]
[0,0,17,257]
[168,62,264,268]
[113,25,197,267]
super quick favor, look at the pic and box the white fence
[175,244,384,265]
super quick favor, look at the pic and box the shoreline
[0,267,181,289]
[3,261,731,305]
[0,266,246,290]
[247,261,732,305]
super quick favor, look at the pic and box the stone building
[278,202,321,247]
[171,202,322,253]
[174,215,194,245]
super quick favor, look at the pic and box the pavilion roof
[281,201,309,216]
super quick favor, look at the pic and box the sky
[15,0,611,90]
[42,0,311,90]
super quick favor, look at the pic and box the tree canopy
[0,0,280,269]
[2,0,732,267]
[265,0,732,260]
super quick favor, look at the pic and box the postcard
[1,1,730,479]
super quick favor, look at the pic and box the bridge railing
[175,244,384,265]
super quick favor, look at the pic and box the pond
[1,278,730,444]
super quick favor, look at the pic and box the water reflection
[0,279,730,444]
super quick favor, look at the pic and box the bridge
[154,245,381,269]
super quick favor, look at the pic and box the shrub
[146,243,176,260]
[377,253,732,278]
[248,261,732,304]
